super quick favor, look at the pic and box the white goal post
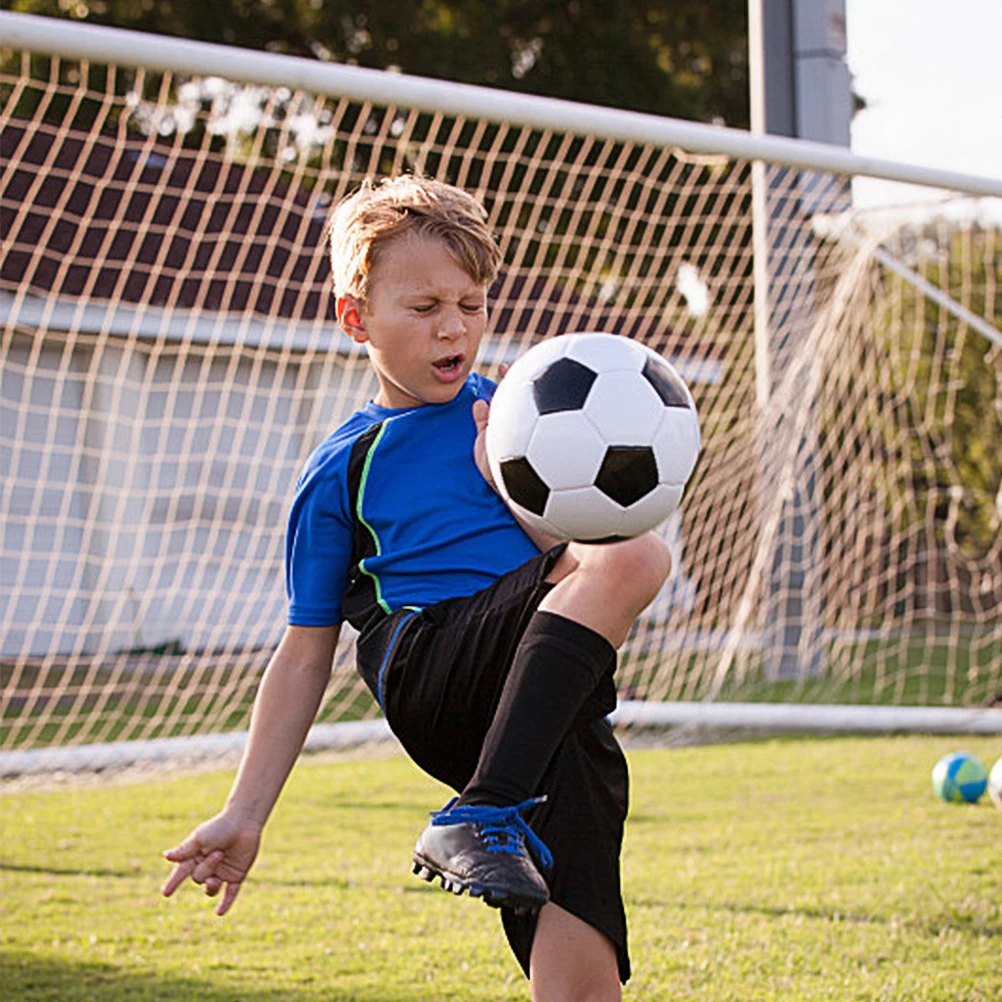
[2,13,1001,777]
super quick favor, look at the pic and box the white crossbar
[2,11,1001,199]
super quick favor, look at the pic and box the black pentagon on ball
[500,456,550,516]
[532,358,598,414]
[595,446,659,507]
[642,356,690,407]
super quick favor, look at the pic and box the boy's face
[338,232,489,410]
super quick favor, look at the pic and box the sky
[845,0,1002,211]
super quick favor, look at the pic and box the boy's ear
[337,295,367,342]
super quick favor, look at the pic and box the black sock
[458,611,617,808]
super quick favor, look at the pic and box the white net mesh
[2,38,1000,767]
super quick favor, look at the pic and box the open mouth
[432,354,464,375]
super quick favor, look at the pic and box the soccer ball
[989,757,1002,811]
[931,751,988,804]
[486,333,701,542]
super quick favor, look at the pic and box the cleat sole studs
[411,861,437,882]
[412,853,547,913]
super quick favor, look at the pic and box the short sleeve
[285,460,353,627]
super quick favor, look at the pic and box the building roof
[1,121,333,322]
[2,121,707,372]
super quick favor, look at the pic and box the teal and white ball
[931,751,988,804]
[989,756,1002,811]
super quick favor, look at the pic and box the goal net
[2,17,1000,775]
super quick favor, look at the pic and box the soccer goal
[2,13,1000,777]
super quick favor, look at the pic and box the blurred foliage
[883,225,1002,560]
[2,0,749,126]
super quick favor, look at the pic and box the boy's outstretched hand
[161,812,261,916]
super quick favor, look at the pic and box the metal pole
[748,0,851,679]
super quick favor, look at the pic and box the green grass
[717,632,1002,707]
[630,630,1001,708]
[0,658,377,749]
[1,736,1001,1001]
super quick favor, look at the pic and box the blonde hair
[328,175,503,305]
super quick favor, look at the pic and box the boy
[161,175,671,1001]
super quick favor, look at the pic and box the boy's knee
[578,533,672,603]
[618,534,672,601]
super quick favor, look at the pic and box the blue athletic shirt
[286,373,541,634]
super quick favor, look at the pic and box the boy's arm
[161,623,340,915]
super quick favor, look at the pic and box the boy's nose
[437,313,466,339]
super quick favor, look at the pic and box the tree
[888,225,1002,560]
[3,0,749,127]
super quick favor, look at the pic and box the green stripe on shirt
[356,422,392,616]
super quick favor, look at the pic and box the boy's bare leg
[540,534,672,648]
[530,903,622,1002]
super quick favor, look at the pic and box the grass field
[1,735,1000,1001]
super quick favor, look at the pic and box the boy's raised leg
[413,535,670,911]
[458,609,617,807]
[462,534,670,807]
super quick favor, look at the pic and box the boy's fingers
[203,877,223,897]
[162,835,200,862]
[191,850,225,884]
[216,881,242,917]
[161,858,198,898]
[499,362,510,379]
[472,399,490,430]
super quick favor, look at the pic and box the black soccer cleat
[411,796,552,914]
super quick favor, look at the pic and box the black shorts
[355,546,631,983]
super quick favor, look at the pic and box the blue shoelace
[430,796,554,871]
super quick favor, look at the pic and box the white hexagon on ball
[503,335,569,383]
[584,370,665,447]
[510,504,562,541]
[562,331,647,373]
[486,378,537,462]
[619,483,684,537]
[989,756,1002,811]
[545,487,628,541]
[525,411,607,490]
[652,409,702,486]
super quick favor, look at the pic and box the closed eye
[410,302,484,315]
